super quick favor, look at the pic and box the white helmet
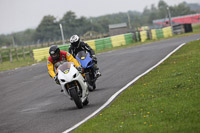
[70,35,80,47]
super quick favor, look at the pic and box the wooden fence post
[15,48,18,61]
[9,48,13,62]
[29,46,34,60]
[31,50,34,60]
[29,45,31,58]
[23,47,25,60]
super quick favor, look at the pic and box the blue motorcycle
[76,51,96,91]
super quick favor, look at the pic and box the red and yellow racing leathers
[47,51,81,78]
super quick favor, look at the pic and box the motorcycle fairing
[76,51,94,69]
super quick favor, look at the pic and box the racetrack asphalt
[0,34,199,133]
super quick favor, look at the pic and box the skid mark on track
[21,100,54,113]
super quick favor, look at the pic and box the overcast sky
[0,0,199,34]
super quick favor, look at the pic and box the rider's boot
[95,69,101,78]
[93,64,101,78]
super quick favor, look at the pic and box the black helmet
[49,45,60,60]
[70,35,80,47]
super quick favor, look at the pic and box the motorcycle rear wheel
[93,83,96,90]
[69,88,83,109]
[85,73,95,91]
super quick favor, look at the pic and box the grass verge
[0,58,36,71]
[193,23,200,33]
[74,40,200,133]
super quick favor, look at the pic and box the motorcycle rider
[69,35,101,78]
[47,45,82,84]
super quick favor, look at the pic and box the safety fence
[32,26,173,62]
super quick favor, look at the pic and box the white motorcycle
[57,62,89,109]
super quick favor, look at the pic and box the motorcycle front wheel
[83,97,89,106]
[69,88,83,109]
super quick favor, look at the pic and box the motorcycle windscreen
[57,62,74,73]
[76,51,88,59]
[76,51,93,68]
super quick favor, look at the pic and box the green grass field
[74,40,200,133]
[193,23,200,33]
[0,57,36,71]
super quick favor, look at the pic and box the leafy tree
[158,0,168,18]
[60,11,93,38]
[142,6,151,25]
[0,29,36,46]
[34,15,60,43]
[149,4,160,23]
[60,11,78,38]
[0,34,12,46]
[170,2,196,16]
[75,16,91,35]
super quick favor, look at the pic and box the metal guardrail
[173,24,185,35]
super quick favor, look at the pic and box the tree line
[0,0,198,47]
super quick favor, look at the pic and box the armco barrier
[111,35,126,47]
[33,47,49,61]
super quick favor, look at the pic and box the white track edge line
[63,43,186,133]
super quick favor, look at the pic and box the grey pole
[167,7,173,34]
[127,12,132,30]
[90,18,93,36]
[59,24,65,45]
[12,35,15,47]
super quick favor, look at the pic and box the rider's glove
[92,55,97,63]
[76,66,83,73]
[53,75,60,85]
